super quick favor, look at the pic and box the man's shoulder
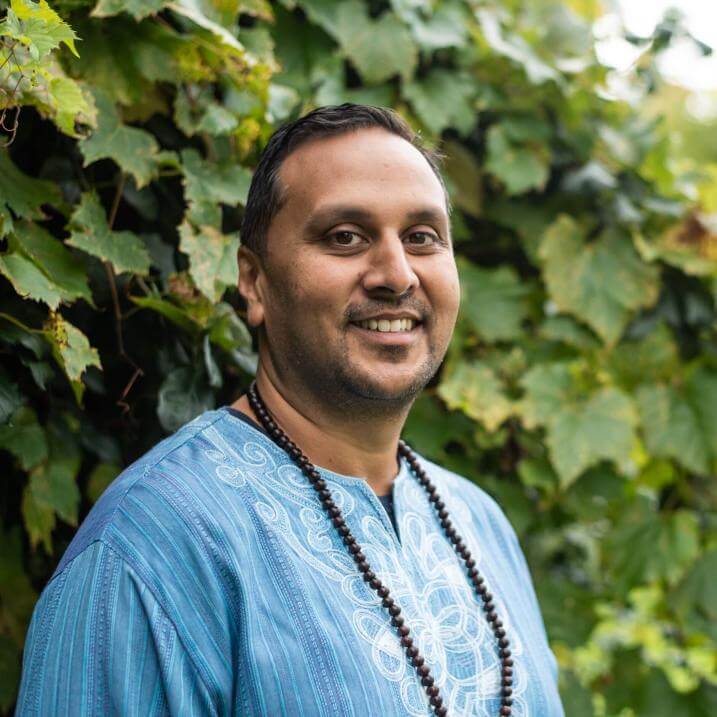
[53,408,250,579]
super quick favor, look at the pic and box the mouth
[353,318,420,333]
[348,318,424,345]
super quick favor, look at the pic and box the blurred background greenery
[1,0,716,714]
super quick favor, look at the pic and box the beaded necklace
[247,381,514,716]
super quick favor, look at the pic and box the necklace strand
[247,382,514,716]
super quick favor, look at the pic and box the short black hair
[240,103,449,257]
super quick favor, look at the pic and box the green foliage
[1,0,716,714]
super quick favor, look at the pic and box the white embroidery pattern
[205,428,528,716]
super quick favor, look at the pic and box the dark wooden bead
[382,596,394,608]
[484,601,495,612]
[332,516,345,528]
[400,636,413,648]
[352,549,365,562]
[388,605,401,617]
[356,560,369,573]
[391,615,404,627]
[435,500,445,511]
[338,525,350,538]
[502,676,512,687]
[500,648,512,659]
[502,666,513,677]
[417,664,430,678]
[438,509,449,520]
[499,637,510,649]
[428,694,441,707]
[502,687,512,697]
[318,489,331,501]
[361,568,373,580]
[313,477,326,490]
[504,658,514,667]
[436,707,448,717]
[422,675,435,688]
[327,506,340,518]
[397,625,409,637]
[412,655,425,668]
[496,627,506,638]
[289,447,301,460]
[483,591,493,602]
[406,646,419,658]
[465,557,476,569]
[369,577,381,590]
[500,707,511,716]
[487,611,499,623]
[427,685,439,698]
[377,586,389,598]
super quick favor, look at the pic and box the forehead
[275,128,447,220]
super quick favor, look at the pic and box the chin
[338,366,435,403]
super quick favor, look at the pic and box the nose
[361,234,419,297]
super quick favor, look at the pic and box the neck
[231,366,411,496]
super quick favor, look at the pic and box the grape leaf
[403,70,476,136]
[607,510,700,592]
[157,365,214,433]
[520,362,638,485]
[637,368,717,475]
[0,371,24,425]
[457,257,530,342]
[91,0,167,21]
[42,312,102,403]
[180,148,252,209]
[0,253,66,308]
[7,0,79,59]
[302,0,417,83]
[0,151,61,236]
[484,125,549,195]
[179,221,240,302]
[80,89,171,188]
[438,361,514,431]
[12,221,93,305]
[66,192,151,276]
[0,406,48,471]
[539,216,660,346]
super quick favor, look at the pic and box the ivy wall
[1,0,716,714]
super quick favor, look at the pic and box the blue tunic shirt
[16,407,564,716]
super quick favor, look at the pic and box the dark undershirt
[220,406,399,533]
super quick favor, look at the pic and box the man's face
[242,127,460,411]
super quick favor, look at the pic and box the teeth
[356,318,417,332]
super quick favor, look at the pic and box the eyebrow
[302,204,450,238]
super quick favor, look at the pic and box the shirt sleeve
[15,540,218,717]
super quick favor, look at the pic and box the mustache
[346,301,429,322]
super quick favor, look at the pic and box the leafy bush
[1,0,716,714]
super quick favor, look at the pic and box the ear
[237,246,266,328]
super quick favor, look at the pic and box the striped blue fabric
[16,407,564,716]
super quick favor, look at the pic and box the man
[16,105,564,716]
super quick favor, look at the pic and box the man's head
[238,104,460,415]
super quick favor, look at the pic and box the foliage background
[1,0,716,713]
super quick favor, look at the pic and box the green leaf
[0,253,66,308]
[457,257,530,342]
[180,148,252,210]
[673,549,717,641]
[403,2,469,51]
[42,312,102,403]
[607,510,700,592]
[636,368,717,475]
[129,294,201,334]
[520,362,638,485]
[0,406,48,470]
[0,371,23,425]
[157,365,214,433]
[438,360,513,431]
[87,462,120,503]
[303,0,417,84]
[207,302,253,352]
[80,89,170,188]
[539,216,660,346]
[179,221,239,302]
[443,140,482,217]
[12,221,93,305]
[9,0,79,58]
[0,151,61,236]
[67,193,151,276]
[91,0,167,22]
[403,69,476,136]
[47,76,94,138]
[484,125,549,195]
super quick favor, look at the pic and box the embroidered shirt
[16,407,565,716]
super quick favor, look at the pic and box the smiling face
[239,127,460,414]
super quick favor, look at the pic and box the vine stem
[103,173,144,413]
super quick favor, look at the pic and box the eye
[405,231,439,247]
[328,230,365,247]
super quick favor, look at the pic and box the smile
[354,318,417,332]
